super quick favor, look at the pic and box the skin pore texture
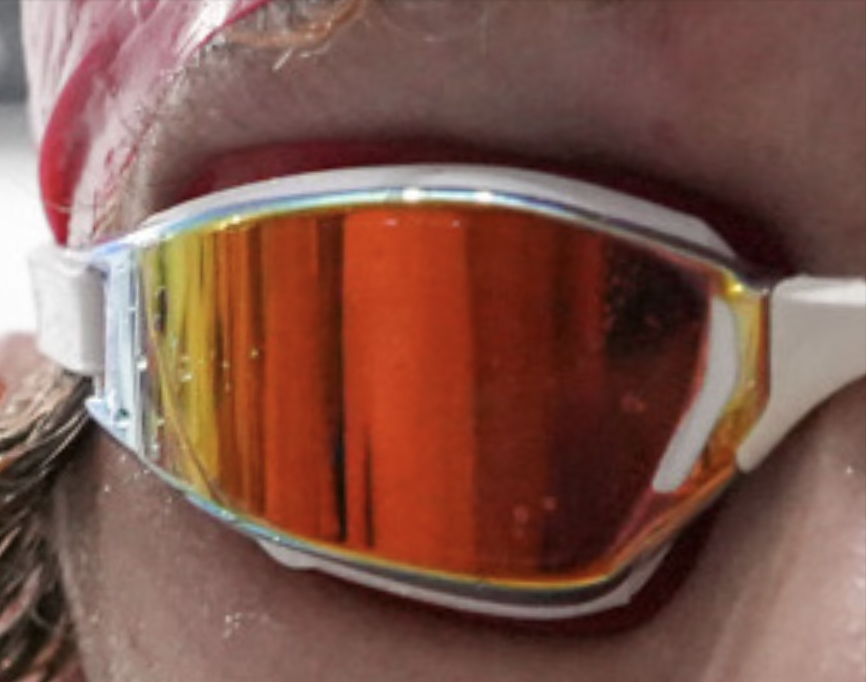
[12,1,866,681]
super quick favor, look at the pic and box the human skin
[11,1,866,681]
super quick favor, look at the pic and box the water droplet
[113,409,131,430]
[602,311,616,334]
[222,612,243,640]
[541,496,558,513]
[512,505,530,525]
[177,356,194,383]
[220,611,258,640]
[402,187,424,203]
[620,392,647,415]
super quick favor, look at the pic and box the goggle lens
[137,203,765,589]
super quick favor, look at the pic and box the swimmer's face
[22,2,866,681]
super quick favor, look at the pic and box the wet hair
[0,365,90,681]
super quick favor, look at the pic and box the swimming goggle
[30,165,866,620]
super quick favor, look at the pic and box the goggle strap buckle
[29,243,105,376]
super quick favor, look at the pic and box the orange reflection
[141,205,760,586]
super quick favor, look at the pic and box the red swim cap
[23,0,271,244]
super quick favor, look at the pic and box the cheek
[53,435,341,682]
[667,382,866,682]
[52,385,865,682]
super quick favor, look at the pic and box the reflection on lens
[138,204,765,588]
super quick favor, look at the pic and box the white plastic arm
[29,243,105,376]
[738,276,866,471]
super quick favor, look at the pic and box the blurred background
[0,0,26,101]
[1,0,43,335]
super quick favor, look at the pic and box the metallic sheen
[110,200,767,596]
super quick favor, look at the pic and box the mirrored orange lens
[138,204,765,588]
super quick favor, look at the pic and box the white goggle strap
[29,243,105,377]
[738,276,866,471]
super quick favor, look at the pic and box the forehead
[22,0,863,247]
